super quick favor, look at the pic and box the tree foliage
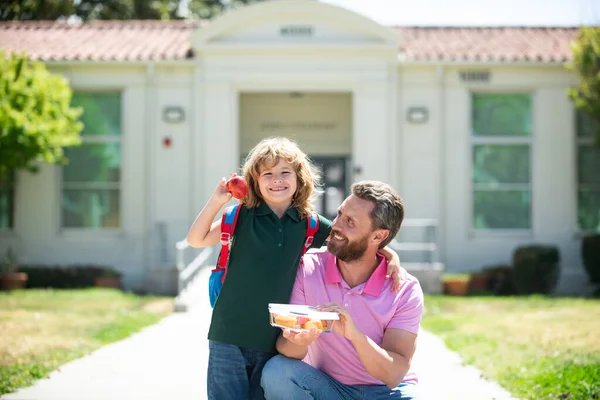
[0,0,74,20]
[0,0,262,21]
[568,27,600,147]
[0,51,83,183]
[188,0,261,20]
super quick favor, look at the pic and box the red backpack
[208,204,320,308]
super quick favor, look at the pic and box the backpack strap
[216,204,242,269]
[302,213,320,255]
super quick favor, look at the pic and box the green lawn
[422,295,600,400]
[0,288,173,395]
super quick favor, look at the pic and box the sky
[319,0,600,26]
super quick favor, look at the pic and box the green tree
[0,0,75,20]
[188,0,261,19]
[0,51,83,183]
[75,0,182,20]
[568,27,600,148]
[0,0,262,21]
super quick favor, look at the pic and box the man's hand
[281,327,322,347]
[318,303,362,342]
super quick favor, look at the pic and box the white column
[532,88,576,237]
[352,82,392,183]
[14,165,58,248]
[533,88,581,282]
[122,85,147,237]
[191,60,204,219]
[201,81,239,206]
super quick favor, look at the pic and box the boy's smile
[258,158,298,209]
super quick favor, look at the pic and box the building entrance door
[238,92,353,222]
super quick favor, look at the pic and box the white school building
[1,0,597,295]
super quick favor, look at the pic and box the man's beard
[327,231,370,262]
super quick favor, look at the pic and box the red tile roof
[0,20,579,63]
[395,27,578,62]
[0,20,201,61]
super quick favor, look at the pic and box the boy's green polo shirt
[208,202,332,353]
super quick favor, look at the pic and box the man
[261,180,423,400]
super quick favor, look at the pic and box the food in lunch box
[273,314,327,330]
[301,319,327,330]
[274,314,298,328]
[269,303,339,332]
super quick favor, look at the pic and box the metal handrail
[174,239,213,300]
[390,218,439,266]
[401,218,439,227]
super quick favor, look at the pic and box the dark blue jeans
[261,355,420,400]
[207,340,275,400]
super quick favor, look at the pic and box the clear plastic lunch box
[268,303,339,332]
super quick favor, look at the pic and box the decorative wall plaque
[459,70,491,83]
[279,25,314,37]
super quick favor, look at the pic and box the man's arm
[350,328,417,389]
[318,302,419,389]
[350,280,423,388]
[319,280,423,389]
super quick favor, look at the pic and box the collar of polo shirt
[254,201,301,221]
[325,252,387,296]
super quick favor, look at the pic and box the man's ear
[372,229,390,246]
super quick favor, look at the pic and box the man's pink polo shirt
[289,248,424,386]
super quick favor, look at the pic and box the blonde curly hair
[241,137,322,219]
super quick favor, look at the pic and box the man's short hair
[351,181,404,249]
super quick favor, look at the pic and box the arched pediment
[191,0,400,50]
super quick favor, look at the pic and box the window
[576,111,600,232]
[471,93,532,230]
[0,172,15,230]
[62,92,121,229]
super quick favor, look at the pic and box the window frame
[60,90,123,234]
[0,170,16,232]
[469,90,534,234]
[575,111,600,233]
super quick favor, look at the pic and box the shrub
[20,265,119,289]
[483,264,516,295]
[581,234,600,284]
[512,245,560,295]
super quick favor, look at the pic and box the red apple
[226,176,249,199]
[296,316,309,325]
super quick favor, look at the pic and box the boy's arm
[311,215,332,248]
[275,255,312,358]
[379,246,403,292]
[186,178,232,248]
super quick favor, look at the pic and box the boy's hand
[212,174,235,204]
[385,253,405,293]
[386,259,405,293]
[282,327,321,347]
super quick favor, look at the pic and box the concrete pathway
[2,266,517,400]
[412,331,517,399]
